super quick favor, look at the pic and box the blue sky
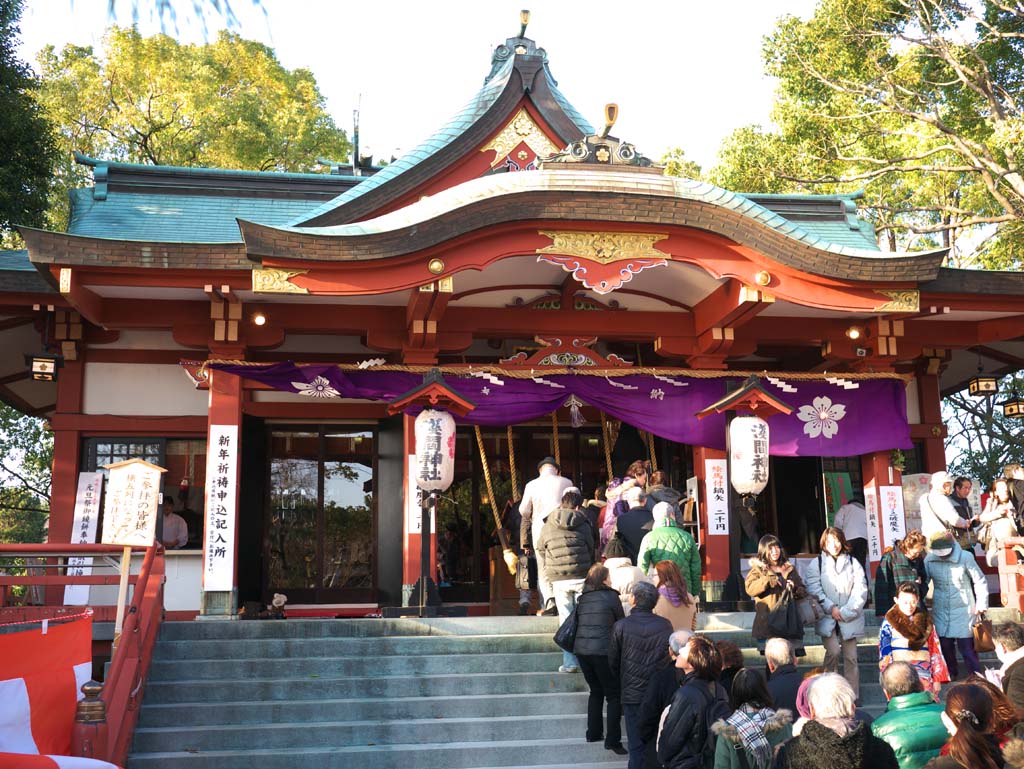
[18,0,819,169]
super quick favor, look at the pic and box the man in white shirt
[834,496,868,570]
[519,456,573,614]
[160,499,189,549]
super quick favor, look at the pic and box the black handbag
[766,587,803,640]
[553,607,578,652]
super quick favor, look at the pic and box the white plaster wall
[83,363,209,415]
[906,379,921,424]
[88,330,185,350]
[88,550,202,612]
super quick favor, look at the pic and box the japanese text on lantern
[418,417,443,484]
[704,458,729,536]
[204,425,238,592]
[65,471,104,604]
[101,459,162,547]
[880,484,906,549]
[751,422,768,483]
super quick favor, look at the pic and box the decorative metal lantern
[729,415,770,496]
[25,352,63,382]
[414,409,456,492]
[1002,392,1024,420]
[968,372,999,397]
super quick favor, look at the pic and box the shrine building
[3,17,1024,616]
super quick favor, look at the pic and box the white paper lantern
[730,415,770,496]
[414,409,457,492]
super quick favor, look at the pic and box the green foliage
[944,373,1024,488]
[0,0,57,244]
[710,0,1024,264]
[0,403,51,546]
[660,148,702,181]
[36,26,351,228]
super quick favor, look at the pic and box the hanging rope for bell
[646,430,658,473]
[507,424,520,503]
[475,425,518,575]
[600,412,613,483]
[551,410,561,468]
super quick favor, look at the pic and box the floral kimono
[879,604,947,695]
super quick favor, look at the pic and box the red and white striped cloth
[0,615,92,757]
[0,755,118,769]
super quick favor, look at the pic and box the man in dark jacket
[610,581,673,769]
[638,630,693,769]
[766,637,802,715]
[616,490,654,565]
[537,488,594,673]
[774,673,898,769]
[994,622,1024,712]
[1007,464,1024,531]
[645,471,683,515]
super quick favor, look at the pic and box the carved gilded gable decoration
[252,267,309,294]
[872,289,920,313]
[481,108,560,168]
[500,336,632,368]
[535,230,669,295]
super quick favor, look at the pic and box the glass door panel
[322,459,374,589]
[267,457,318,590]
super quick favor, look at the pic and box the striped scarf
[725,706,774,769]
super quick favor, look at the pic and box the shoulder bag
[766,586,803,640]
[553,606,578,652]
[973,611,996,653]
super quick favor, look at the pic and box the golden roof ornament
[539,104,660,172]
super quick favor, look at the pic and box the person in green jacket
[871,661,947,769]
[637,501,700,597]
[711,667,792,769]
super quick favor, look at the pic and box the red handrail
[103,545,165,765]
[0,543,166,765]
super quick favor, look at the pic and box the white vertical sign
[880,485,907,549]
[204,425,238,591]
[65,472,104,605]
[405,455,434,534]
[704,458,729,536]
[864,483,883,563]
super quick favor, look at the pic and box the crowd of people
[511,456,1024,768]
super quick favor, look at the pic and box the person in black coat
[637,629,693,769]
[616,492,655,565]
[656,635,729,769]
[610,581,674,769]
[573,563,627,755]
[765,637,802,715]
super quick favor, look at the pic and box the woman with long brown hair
[925,683,1003,769]
[745,534,808,656]
[652,559,697,632]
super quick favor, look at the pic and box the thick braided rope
[474,426,503,535]
[601,412,613,483]
[646,430,658,473]
[551,411,561,468]
[507,424,520,503]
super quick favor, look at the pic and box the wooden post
[71,680,108,759]
[111,544,132,654]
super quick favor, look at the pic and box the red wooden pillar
[200,367,244,616]
[916,372,947,472]
[47,358,84,604]
[401,414,438,599]
[693,445,730,596]
[861,450,901,578]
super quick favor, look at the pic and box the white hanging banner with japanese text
[880,484,907,549]
[864,483,883,563]
[204,424,238,591]
[64,471,104,605]
[101,458,164,546]
[704,458,729,536]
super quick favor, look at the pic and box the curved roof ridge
[254,168,938,262]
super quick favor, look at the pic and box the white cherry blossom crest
[293,376,340,399]
[796,396,846,439]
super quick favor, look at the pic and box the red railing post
[71,680,109,759]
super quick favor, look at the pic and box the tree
[660,148,703,181]
[944,373,1024,487]
[711,0,1024,266]
[36,26,351,228]
[0,0,57,247]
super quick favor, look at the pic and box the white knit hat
[652,501,674,527]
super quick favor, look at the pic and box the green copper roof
[67,188,321,243]
[0,250,33,271]
[291,50,594,226]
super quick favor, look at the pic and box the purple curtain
[205,362,911,457]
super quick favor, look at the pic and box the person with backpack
[656,635,730,769]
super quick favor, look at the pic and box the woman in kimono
[878,581,940,696]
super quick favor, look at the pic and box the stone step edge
[151,650,561,664]
[130,736,616,759]
[140,691,586,711]
[135,712,586,737]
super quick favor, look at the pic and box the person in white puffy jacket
[805,526,868,699]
